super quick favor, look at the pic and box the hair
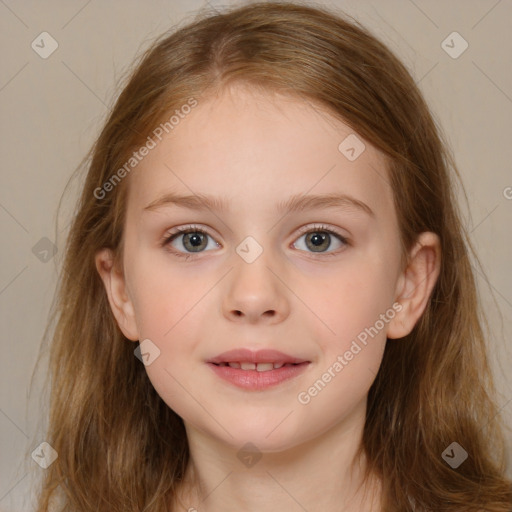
[33,1,512,511]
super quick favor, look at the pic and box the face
[97,84,428,453]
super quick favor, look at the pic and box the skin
[96,83,441,512]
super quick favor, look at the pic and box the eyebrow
[143,191,374,217]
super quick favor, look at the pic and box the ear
[387,232,441,339]
[95,248,139,341]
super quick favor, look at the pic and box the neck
[171,400,381,512]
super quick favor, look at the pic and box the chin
[213,420,307,454]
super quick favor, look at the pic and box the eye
[161,225,220,259]
[292,224,348,257]
[161,223,349,259]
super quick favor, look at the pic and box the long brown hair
[33,2,512,510]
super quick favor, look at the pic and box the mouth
[207,348,310,367]
[211,361,306,372]
[206,348,311,390]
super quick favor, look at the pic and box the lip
[207,348,309,365]
[206,348,311,391]
[208,361,310,390]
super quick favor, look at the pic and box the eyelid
[162,223,349,242]
[294,223,348,241]
[161,224,214,245]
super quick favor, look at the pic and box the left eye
[293,226,348,255]
[162,224,348,258]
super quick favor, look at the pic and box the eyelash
[161,223,349,260]
[161,224,349,260]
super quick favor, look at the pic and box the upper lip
[207,349,309,365]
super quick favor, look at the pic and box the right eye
[161,225,221,259]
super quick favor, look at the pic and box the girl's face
[97,84,431,452]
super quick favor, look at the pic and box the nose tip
[223,259,289,324]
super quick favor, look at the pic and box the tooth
[256,363,274,372]
[240,362,256,370]
[273,363,284,369]
[228,362,241,369]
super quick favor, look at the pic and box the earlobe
[387,232,441,340]
[95,248,139,341]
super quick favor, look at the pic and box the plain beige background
[1,0,511,510]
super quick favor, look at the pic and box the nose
[222,253,290,325]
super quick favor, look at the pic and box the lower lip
[207,362,310,390]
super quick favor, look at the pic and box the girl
[34,1,512,511]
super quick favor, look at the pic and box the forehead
[126,85,394,219]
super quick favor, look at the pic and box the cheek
[294,262,392,421]
[303,254,398,346]
[295,341,384,443]
[126,256,211,414]
[128,250,205,339]
[298,251,396,412]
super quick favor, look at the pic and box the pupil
[311,233,324,245]
[190,234,201,246]
[308,232,329,252]
[185,233,205,251]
